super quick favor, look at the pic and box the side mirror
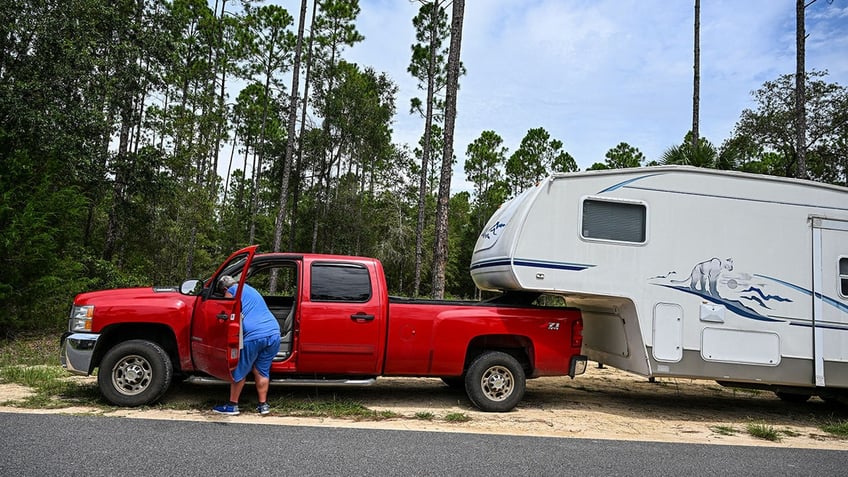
[180,279,203,296]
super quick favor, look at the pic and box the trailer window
[581,198,646,243]
[310,263,372,302]
[840,257,848,297]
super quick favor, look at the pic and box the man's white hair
[218,275,237,291]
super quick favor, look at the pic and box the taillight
[571,318,583,348]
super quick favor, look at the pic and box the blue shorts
[231,334,281,382]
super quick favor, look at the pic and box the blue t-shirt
[227,283,281,342]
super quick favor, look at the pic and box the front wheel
[464,351,526,412]
[98,340,173,406]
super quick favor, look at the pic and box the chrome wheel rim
[111,354,152,396]
[480,365,514,402]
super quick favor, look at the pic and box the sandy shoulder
[2,365,847,450]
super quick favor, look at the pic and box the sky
[340,0,848,193]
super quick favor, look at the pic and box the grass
[746,422,781,442]
[822,420,848,438]
[0,334,468,422]
[710,425,738,436]
[0,333,57,367]
[262,398,402,420]
[444,412,471,423]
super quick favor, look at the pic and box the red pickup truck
[61,246,586,412]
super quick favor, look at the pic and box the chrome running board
[185,376,377,387]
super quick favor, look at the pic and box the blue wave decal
[655,284,783,322]
[469,257,512,271]
[598,173,664,193]
[739,295,771,310]
[756,274,848,314]
[513,259,595,271]
[740,286,793,303]
[470,258,595,272]
[787,320,848,331]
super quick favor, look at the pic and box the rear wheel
[98,340,173,406]
[464,351,525,412]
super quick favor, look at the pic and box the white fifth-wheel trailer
[471,166,848,402]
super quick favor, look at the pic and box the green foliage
[444,412,471,422]
[589,142,646,170]
[506,127,576,195]
[408,1,450,119]
[464,130,508,201]
[1,0,846,334]
[822,420,848,438]
[746,421,781,441]
[710,425,738,436]
[0,334,57,367]
[661,132,718,168]
[727,70,847,184]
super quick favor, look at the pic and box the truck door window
[310,263,372,302]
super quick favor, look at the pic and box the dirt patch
[2,365,847,449]
[0,383,34,401]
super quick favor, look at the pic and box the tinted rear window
[310,263,372,302]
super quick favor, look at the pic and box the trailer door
[811,217,848,388]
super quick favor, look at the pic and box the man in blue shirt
[212,275,281,416]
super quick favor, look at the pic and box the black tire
[774,391,811,404]
[464,351,526,412]
[98,340,173,406]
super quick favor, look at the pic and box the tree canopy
[0,0,845,334]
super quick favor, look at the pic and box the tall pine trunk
[413,1,442,297]
[431,0,464,299]
[269,0,308,292]
[691,0,700,155]
[291,0,319,251]
[795,0,807,178]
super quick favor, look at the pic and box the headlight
[69,305,94,332]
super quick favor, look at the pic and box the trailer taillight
[571,318,583,348]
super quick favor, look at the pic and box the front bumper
[568,354,588,378]
[60,332,99,375]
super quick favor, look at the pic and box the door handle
[216,313,228,321]
[350,312,375,322]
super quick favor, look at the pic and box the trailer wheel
[774,391,811,404]
[464,351,525,412]
[98,340,173,407]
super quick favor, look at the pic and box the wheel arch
[464,334,534,375]
[93,324,181,374]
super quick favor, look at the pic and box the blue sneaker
[213,403,239,415]
[257,402,270,415]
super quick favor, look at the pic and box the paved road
[1,412,844,476]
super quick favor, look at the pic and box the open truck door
[190,245,258,381]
